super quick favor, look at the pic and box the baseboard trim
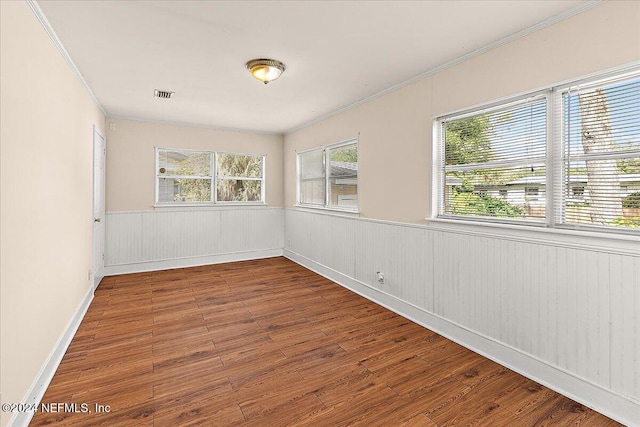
[284,249,639,427]
[8,286,94,427]
[104,249,284,276]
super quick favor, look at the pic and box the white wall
[0,2,105,426]
[283,1,640,425]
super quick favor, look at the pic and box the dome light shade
[246,58,286,84]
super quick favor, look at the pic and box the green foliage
[216,154,263,202]
[174,153,211,202]
[451,190,524,218]
[445,116,492,165]
[611,217,640,228]
[445,115,524,218]
[617,158,640,174]
[174,179,211,202]
[330,146,358,163]
[217,154,262,178]
[622,192,640,209]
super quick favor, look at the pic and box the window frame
[154,147,266,207]
[214,151,266,205]
[435,92,550,227]
[433,65,640,236]
[296,138,359,213]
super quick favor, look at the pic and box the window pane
[216,179,262,202]
[158,178,211,203]
[158,150,211,176]
[299,179,325,205]
[563,76,640,229]
[445,99,546,167]
[217,154,263,178]
[300,149,325,179]
[444,165,546,221]
[299,149,325,205]
[328,143,358,209]
[442,97,546,222]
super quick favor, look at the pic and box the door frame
[92,125,106,291]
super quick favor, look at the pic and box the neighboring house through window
[297,138,358,212]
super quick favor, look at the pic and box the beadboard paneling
[283,208,640,426]
[106,208,283,270]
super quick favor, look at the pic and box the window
[435,67,640,233]
[439,96,547,222]
[560,74,640,229]
[157,149,213,204]
[216,153,264,202]
[155,148,265,205]
[298,148,325,206]
[297,139,358,211]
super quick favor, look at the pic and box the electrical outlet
[88,269,92,281]
[376,271,385,285]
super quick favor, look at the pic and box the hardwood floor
[31,257,620,426]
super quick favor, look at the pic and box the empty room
[1,0,639,426]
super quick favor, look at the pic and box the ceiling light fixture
[245,58,286,84]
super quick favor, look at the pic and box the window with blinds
[435,67,640,233]
[440,96,547,222]
[560,75,640,229]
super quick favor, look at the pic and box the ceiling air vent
[154,89,174,99]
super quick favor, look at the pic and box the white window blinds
[561,75,640,228]
[441,96,547,221]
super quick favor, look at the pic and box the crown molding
[27,0,107,117]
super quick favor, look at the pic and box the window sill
[294,204,360,217]
[154,203,268,210]
[425,216,640,256]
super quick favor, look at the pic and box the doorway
[92,125,106,290]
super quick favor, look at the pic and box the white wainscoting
[104,207,284,275]
[284,208,640,427]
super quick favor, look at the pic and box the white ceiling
[37,0,595,134]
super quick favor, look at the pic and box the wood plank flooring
[31,257,620,426]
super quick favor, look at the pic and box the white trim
[7,286,94,427]
[284,206,639,256]
[426,217,639,257]
[295,137,359,156]
[293,205,360,216]
[297,138,359,213]
[104,249,283,276]
[283,248,639,427]
[151,204,270,211]
[92,125,106,291]
[27,1,106,116]
[284,1,604,135]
